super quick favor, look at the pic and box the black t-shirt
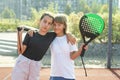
[22,32,56,61]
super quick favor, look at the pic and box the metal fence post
[107,0,112,68]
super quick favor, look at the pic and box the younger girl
[50,14,87,80]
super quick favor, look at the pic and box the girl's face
[39,15,53,33]
[53,21,65,35]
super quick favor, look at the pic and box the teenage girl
[12,13,55,80]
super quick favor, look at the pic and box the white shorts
[11,54,41,80]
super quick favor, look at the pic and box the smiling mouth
[43,27,47,29]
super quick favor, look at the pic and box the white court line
[0,49,12,52]
[0,45,17,49]
[3,73,11,80]
[0,41,16,45]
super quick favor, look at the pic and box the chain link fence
[41,43,120,68]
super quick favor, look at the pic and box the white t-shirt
[50,35,78,79]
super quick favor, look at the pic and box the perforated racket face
[79,13,104,38]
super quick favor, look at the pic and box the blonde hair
[54,14,67,34]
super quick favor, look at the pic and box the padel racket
[79,13,105,76]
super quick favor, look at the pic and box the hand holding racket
[79,13,105,76]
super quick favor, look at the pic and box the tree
[30,8,39,21]
[99,4,108,14]
[112,11,120,43]
[47,2,58,13]
[76,0,90,13]
[91,1,102,13]
[38,2,58,14]
[1,7,16,19]
[68,12,84,41]
[64,3,71,15]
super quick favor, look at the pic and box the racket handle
[81,57,87,76]
[17,27,30,31]
[80,45,86,57]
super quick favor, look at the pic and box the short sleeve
[69,43,78,52]
[23,33,31,46]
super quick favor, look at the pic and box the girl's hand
[82,44,88,50]
[66,33,76,45]
[27,30,34,37]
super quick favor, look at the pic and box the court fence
[0,37,119,68]
[41,43,120,68]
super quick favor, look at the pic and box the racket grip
[17,27,22,31]
[17,27,30,31]
[80,45,86,57]
[80,49,85,57]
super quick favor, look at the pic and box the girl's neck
[38,30,47,36]
[57,33,65,37]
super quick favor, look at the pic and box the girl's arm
[17,28,27,54]
[70,44,88,60]
[66,33,76,45]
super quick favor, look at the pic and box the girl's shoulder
[47,32,56,36]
